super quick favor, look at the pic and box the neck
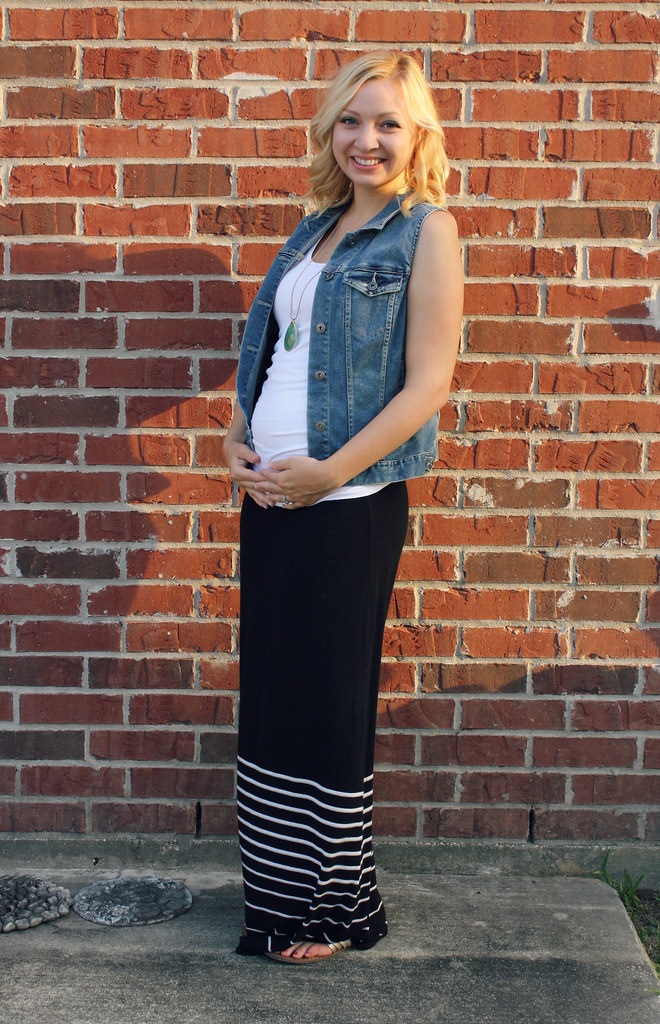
[341,187,401,230]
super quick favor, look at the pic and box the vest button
[315,420,326,431]
[316,323,326,333]
[347,237,356,246]
[314,370,325,381]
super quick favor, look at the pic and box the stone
[0,876,74,934]
[73,876,192,928]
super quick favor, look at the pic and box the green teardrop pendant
[284,321,298,352]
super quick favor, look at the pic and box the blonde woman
[224,52,463,963]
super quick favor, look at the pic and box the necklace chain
[283,217,342,352]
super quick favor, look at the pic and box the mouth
[351,156,385,167]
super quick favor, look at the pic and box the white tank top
[251,249,384,504]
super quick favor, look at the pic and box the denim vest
[236,194,442,485]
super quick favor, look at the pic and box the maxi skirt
[235,482,408,956]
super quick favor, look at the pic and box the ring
[282,497,292,507]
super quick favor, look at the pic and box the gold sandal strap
[327,939,352,953]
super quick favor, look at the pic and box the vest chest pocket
[343,268,405,342]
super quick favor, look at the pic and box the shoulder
[415,206,459,257]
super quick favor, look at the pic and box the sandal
[265,939,352,965]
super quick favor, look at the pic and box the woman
[224,52,463,963]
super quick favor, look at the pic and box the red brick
[533,736,636,768]
[92,802,194,833]
[91,730,194,762]
[85,433,190,467]
[467,320,572,355]
[129,693,234,726]
[125,395,231,429]
[0,803,86,833]
[199,47,307,82]
[198,585,239,619]
[89,657,193,689]
[406,476,458,508]
[84,204,191,237]
[539,363,646,396]
[376,697,454,731]
[16,621,121,653]
[461,771,565,804]
[374,734,416,767]
[196,511,240,544]
[120,88,228,120]
[573,775,659,805]
[126,472,230,506]
[83,125,190,157]
[12,318,117,350]
[536,589,639,623]
[467,244,576,278]
[452,205,538,240]
[131,767,233,799]
[198,127,307,159]
[594,12,660,43]
[124,244,230,276]
[197,202,302,239]
[422,514,528,547]
[576,555,659,586]
[373,806,416,837]
[422,663,527,694]
[0,45,76,78]
[591,89,660,123]
[535,440,641,474]
[446,126,538,162]
[572,699,660,732]
[0,357,78,389]
[124,163,230,199]
[422,734,527,767]
[374,770,454,804]
[462,698,564,731]
[422,587,528,621]
[15,395,118,428]
[585,324,660,356]
[434,50,542,83]
[0,279,78,311]
[545,128,653,163]
[0,730,84,759]
[466,551,566,586]
[9,8,119,40]
[535,810,638,841]
[236,165,309,199]
[86,355,191,388]
[464,282,539,317]
[0,125,77,158]
[548,49,656,83]
[357,10,465,42]
[0,584,79,616]
[382,625,456,659]
[0,432,78,465]
[125,8,232,40]
[15,471,120,504]
[463,626,564,659]
[474,11,584,43]
[126,318,231,351]
[0,656,83,687]
[0,510,78,542]
[199,733,238,763]
[87,585,194,618]
[20,692,122,725]
[574,627,660,660]
[464,399,572,432]
[469,166,576,201]
[83,47,192,79]
[86,510,190,543]
[644,739,660,769]
[239,7,348,41]
[472,88,579,123]
[16,547,118,581]
[578,479,660,511]
[11,242,116,275]
[584,168,660,202]
[533,664,637,696]
[199,659,240,691]
[236,87,320,121]
[7,85,114,119]
[547,284,649,318]
[0,767,16,795]
[198,804,237,836]
[126,621,232,654]
[578,400,659,434]
[21,766,124,798]
[424,807,529,840]
[543,206,651,239]
[9,164,116,198]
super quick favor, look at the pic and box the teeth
[353,157,382,166]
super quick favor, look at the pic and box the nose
[356,121,379,151]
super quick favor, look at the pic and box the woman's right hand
[223,437,274,509]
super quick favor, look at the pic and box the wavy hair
[308,52,450,215]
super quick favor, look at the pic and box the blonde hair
[308,52,450,215]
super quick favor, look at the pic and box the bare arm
[261,209,463,506]
[223,404,272,509]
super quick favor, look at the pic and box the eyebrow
[341,108,403,118]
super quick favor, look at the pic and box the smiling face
[331,77,418,201]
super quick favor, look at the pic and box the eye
[381,120,401,129]
[339,116,358,126]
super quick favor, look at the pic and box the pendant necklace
[283,217,342,352]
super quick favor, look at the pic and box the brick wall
[0,2,658,845]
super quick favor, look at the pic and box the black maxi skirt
[235,481,408,956]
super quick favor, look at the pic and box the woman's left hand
[260,456,339,509]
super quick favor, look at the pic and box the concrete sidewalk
[1,870,659,1024]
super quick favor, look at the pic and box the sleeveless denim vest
[236,194,443,485]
